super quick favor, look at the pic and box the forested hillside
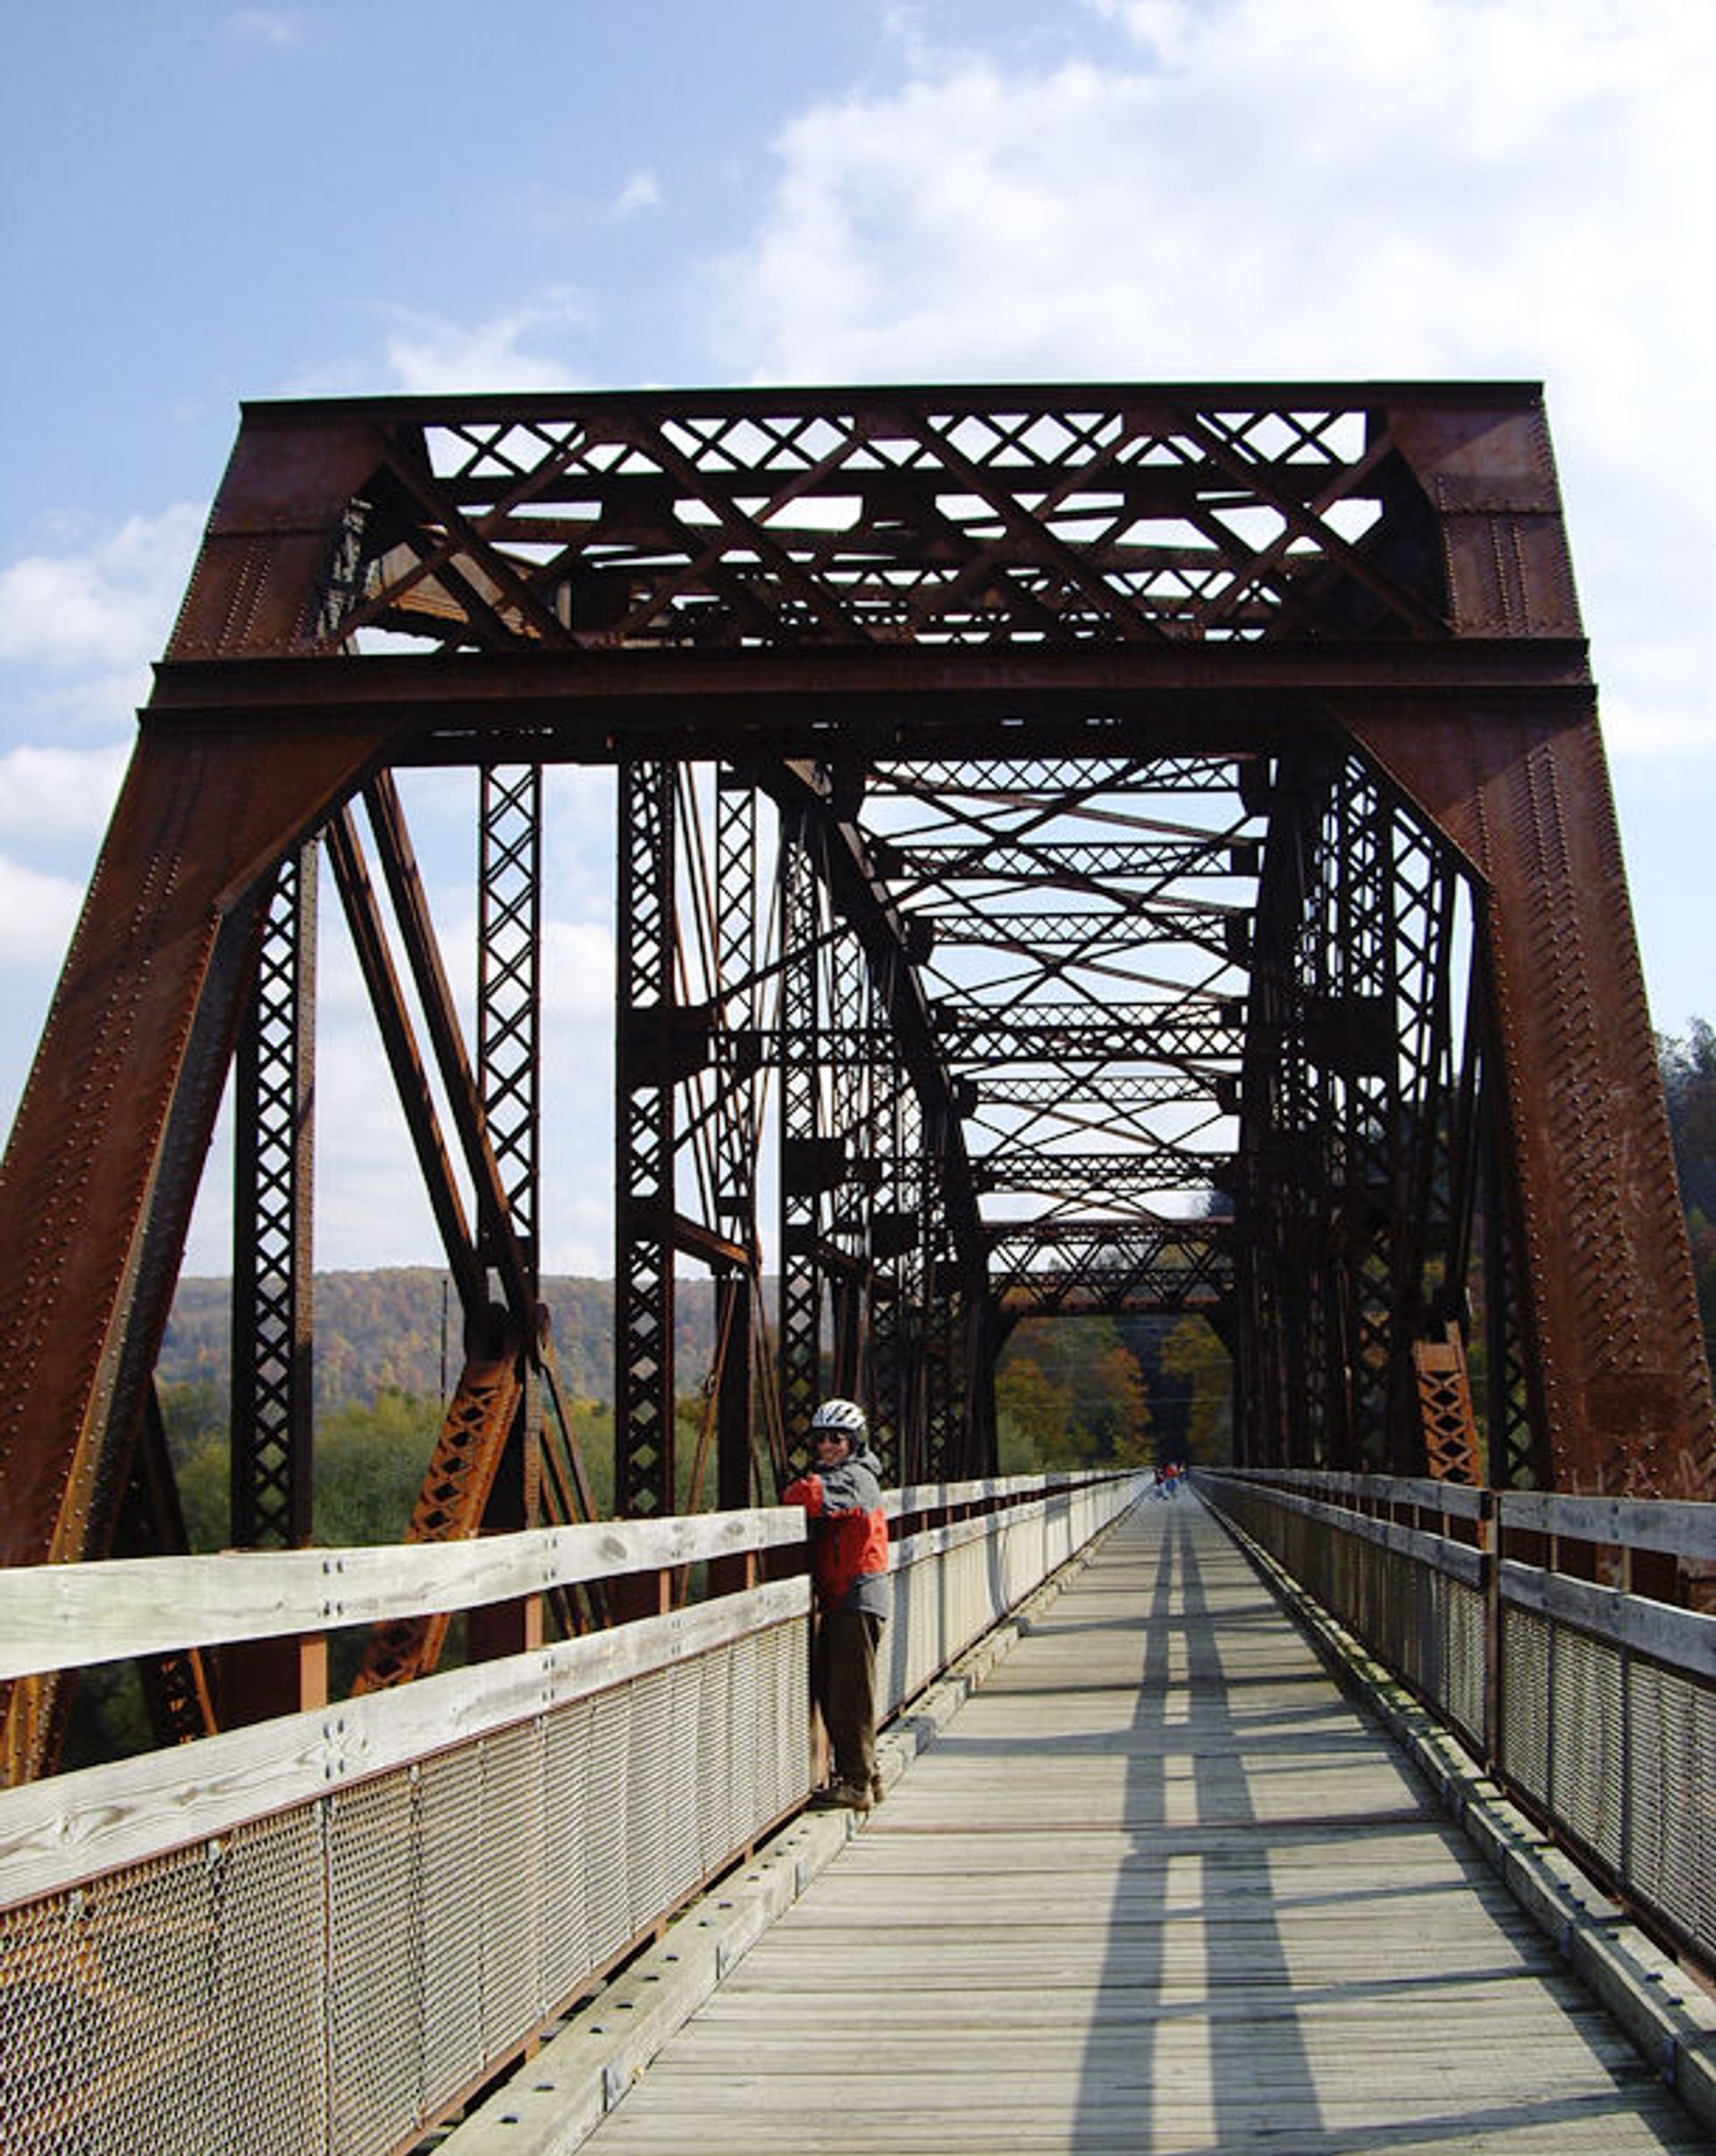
[156,1023,1714,1489]
[1661,1018,1716,1368]
[72,1025,1715,1766]
[160,1269,713,1410]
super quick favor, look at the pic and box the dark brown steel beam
[1343,701,1716,1498]
[148,640,1594,738]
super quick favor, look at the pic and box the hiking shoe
[870,1772,886,1807]
[810,1779,872,1812]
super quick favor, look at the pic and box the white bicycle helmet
[810,1397,867,1440]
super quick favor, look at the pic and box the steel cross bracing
[230,839,317,1551]
[1,382,1712,1777]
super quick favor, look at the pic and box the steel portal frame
[1,382,1711,1779]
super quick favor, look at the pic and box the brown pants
[813,1607,884,1788]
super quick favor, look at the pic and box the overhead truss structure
[2,382,1710,1780]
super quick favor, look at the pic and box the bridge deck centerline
[455,1497,1705,2156]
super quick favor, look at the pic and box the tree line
[65,1023,1712,1766]
[150,1020,1714,1542]
[1661,1018,1716,1369]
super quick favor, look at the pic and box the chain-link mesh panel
[1407,1562,1441,1706]
[694,1648,741,1875]
[540,1693,595,2003]
[215,1808,328,2156]
[1444,1577,1485,1745]
[580,1682,633,1974]
[1626,1658,1713,1961]
[883,1550,928,1713]
[481,1721,546,2050]
[745,1621,806,1819]
[2,1839,219,2156]
[880,1571,914,1716]
[623,1665,676,1934]
[664,1660,709,1907]
[1551,1626,1624,1869]
[1500,1604,1552,1807]
[328,1772,423,2156]
[416,1741,488,2104]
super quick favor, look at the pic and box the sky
[1,0,1712,1276]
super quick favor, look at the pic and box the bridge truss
[2,382,1710,1776]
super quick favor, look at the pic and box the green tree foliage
[157,1270,719,1414]
[1661,1019,1716,1370]
[995,1317,1155,1470]
[995,1352,1072,1471]
[1159,1318,1233,1463]
[315,1390,444,1544]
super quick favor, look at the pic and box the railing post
[467,1590,544,1662]
[221,1634,328,1724]
[1482,1486,1502,1776]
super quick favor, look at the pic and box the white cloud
[543,921,613,1019]
[710,0,1716,766]
[290,292,593,400]
[614,170,661,217]
[0,854,84,968]
[0,507,204,677]
[0,742,130,841]
[725,0,1707,380]
[378,292,590,396]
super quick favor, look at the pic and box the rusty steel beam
[230,838,318,1551]
[1346,702,1714,1497]
[1,381,1707,1774]
[147,641,1594,735]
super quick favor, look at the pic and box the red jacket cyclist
[782,1397,891,1812]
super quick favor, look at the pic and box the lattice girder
[1,382,1708,1711]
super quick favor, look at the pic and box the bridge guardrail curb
[1212,1505,1716,2140]
[433,1501,1137,2155]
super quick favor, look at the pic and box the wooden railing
[1196,1468,1716,1972]
[0,1470,1141,2156]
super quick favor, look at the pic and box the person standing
[781,1397,891,1812]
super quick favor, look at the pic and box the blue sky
[2,0,1712,1271]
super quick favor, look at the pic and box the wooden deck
[585,1496,1705,2154]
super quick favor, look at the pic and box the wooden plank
[0,1505,810,1680]
[557,1500,1708,2156]
[889,1470,1140,1516]
[1214,1466,1487,1520]
[0,1578,808,1909]
[1500,1556,1716,1674]
[1498,1489,1716,1558]
[0,1471,1140,1681]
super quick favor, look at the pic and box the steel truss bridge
[0,381,1712,1799]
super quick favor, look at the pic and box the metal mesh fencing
[1,1612,807,2156]
[1,1480,1136,2156]
[880,1479,1137,1718]
[1200,1470,1713,1972]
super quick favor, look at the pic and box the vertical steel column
[230,839,317,1548]
[920,1102,964,1478]
[475,768,543,1649]
[616,762,677,1516]
[828,932,871,1401]
[1236,757,1323,1467]
[713,771,761,1510]
[1481,1069,1542,1488]
[872,1082,925,1484]
[1386,814,1480,1472]
[778,804,826,1475]
[1328,765,1396,1471]
[479,768,542,1279]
